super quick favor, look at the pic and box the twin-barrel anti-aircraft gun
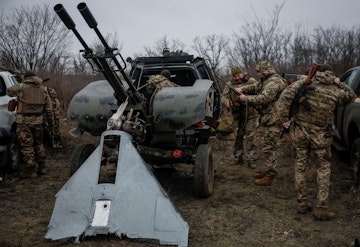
[45,2,221,247]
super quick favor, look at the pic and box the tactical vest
[18,84,46,114]
[295,83,340,130]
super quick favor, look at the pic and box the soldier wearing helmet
[236,60,287,185]
[220,66,258,166]
[6,71,54,178]
[147,69,178,89]
[277,64,356,220]
[42,78,64,149]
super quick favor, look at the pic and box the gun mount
[54,2,220,195]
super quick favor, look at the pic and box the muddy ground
[1,120,360,247]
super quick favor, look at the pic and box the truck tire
[351,138,360,185]
[194,144,214,198]
[70,143,96,176]
[7,134,21,172]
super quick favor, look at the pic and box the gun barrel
[54,4,92,52]
[77,2,112,52]
[54,4,75,30]
[77,2,97,29]
[54,2,141,104]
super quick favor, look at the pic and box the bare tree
[287,25,314,73]
[192,34,229,76]
[229,2,289,72]
[0,3,71,72]
[143,35,186,56]
[313,25,360,74]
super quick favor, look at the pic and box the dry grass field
[1,119,360,247]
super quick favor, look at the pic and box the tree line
[0,3,359,106]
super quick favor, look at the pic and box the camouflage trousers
[243,117,262,164]
[53,115,60,137]
[16,123,46,168]
[258,124,281,171]
[44,114,63,148]
[291,124,332,208]
[232,111,246,159]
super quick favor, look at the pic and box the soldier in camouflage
[43,79,63,149]
[148,70,178,89]
[220,66,258,166]
[7,71,54,178]
[277,64,356,220]
[236,60,287,185]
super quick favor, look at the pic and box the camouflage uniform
[44,86,63,148]
[220,67,257,163]
[239,81,263,168]
[7,72,54,177]
[148,74,178,88]
[241,61,287,174]
[277,65,356,211]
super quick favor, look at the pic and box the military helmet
[255,60,277,76]
[318,64,333,72]
[316,64,335,84]
[231,66,244,76]
[160,69,171,80]
[23,70,36,79]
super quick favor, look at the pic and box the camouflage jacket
[220,76,258,112]
[148,74,178,88]
[47,87,61,118]
[242,73,287,126]
[277,71,356,131]
[7,76,54,126]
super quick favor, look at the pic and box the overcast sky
[2,0,360,58]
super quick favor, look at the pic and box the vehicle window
[131,67,142,88]
[347,70,360,95]
[196,64,211,80]
[10,75,20,85]
[0,77,5,96]
[136,68,197,88]
[171,69,196,86]
[340,71,353,86]
[352,74,360,96]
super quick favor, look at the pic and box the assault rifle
[288,63,319,117]
[280,63,319,138]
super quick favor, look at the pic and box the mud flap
[45,130,189,247]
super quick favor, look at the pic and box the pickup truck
[333,66,360,184]
[67,53,221,198]
[0,71,21,179]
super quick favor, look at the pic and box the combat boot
[253,171,267,179]
[297,202,312,214]
[312,207,335,220]
[254,169,277,186]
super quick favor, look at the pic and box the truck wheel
[70,143,96,176]
[194,144,214,198]
[7,134,21,172]
[351,138,360,185]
